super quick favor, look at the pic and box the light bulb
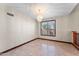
[37,15,43,22]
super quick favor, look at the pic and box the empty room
[0,3,79,56]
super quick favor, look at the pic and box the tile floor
[1,39,79,56]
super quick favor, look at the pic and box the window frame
[40,20,56,37]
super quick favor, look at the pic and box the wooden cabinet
[72,31,77,44]
[72,31,79,50]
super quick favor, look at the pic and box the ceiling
[6,3,77,19]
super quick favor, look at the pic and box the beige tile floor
[1,39,79,56]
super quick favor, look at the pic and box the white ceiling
[6,3,77,19]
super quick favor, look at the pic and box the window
[40,20,56,37]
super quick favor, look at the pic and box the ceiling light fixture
[37,15,43,22]
[37,9,43,22]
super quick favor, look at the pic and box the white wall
[0,5,37,52]
[38,4,79,42]
[38,16,72,42]
[0,4,9,53]
[70,4,79,32]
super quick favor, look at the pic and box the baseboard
[37,38,72,44]
[37,38,79,50]
[0,38,37,55]
[0,38,78,55]
[72,43,79,50]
